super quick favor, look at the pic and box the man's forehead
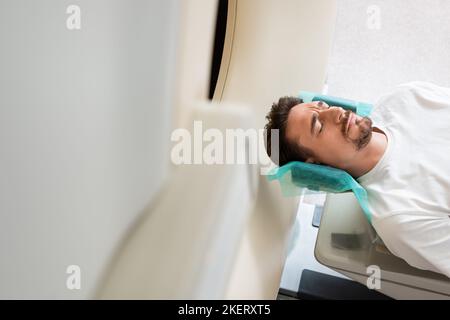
[286,103,313,142]
[290,103,314,125]
[291,102,317,117]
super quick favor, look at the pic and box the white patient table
[316,192,450,299]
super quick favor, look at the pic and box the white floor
[327,0,450,102]
[279,193,348,295]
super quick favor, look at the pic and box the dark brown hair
[264,96,313,166]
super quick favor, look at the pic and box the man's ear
[305,157,320,165]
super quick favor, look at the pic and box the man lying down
[264,81,450,278]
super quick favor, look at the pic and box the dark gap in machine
[209,0,228,100]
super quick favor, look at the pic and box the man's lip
[346,113,354,134]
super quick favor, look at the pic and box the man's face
[285,101,373,168]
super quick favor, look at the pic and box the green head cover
[267,162,372,223]
[299,91,373,117]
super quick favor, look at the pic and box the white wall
[0,0,179,298]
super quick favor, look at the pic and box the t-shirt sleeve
[371,81,450,126]
[398,81,450,98]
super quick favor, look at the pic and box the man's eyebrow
[310,113,317,136]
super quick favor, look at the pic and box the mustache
[341,110,373,150]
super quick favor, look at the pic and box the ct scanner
[98,0,336,299]
[1,0,449,300]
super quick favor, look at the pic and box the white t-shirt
[357,81,450,278]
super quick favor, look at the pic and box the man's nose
[319,106,344,123]
[317,101,326,108]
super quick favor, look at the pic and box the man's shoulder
[371,82,430,116]
[375,82,421,103]
[380,81,450,100]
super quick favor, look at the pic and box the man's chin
[354,117,373,150]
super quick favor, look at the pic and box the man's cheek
[347,127,359,140]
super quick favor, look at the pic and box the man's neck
[346,129,388,179]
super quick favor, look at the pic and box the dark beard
[341,110,373,150]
